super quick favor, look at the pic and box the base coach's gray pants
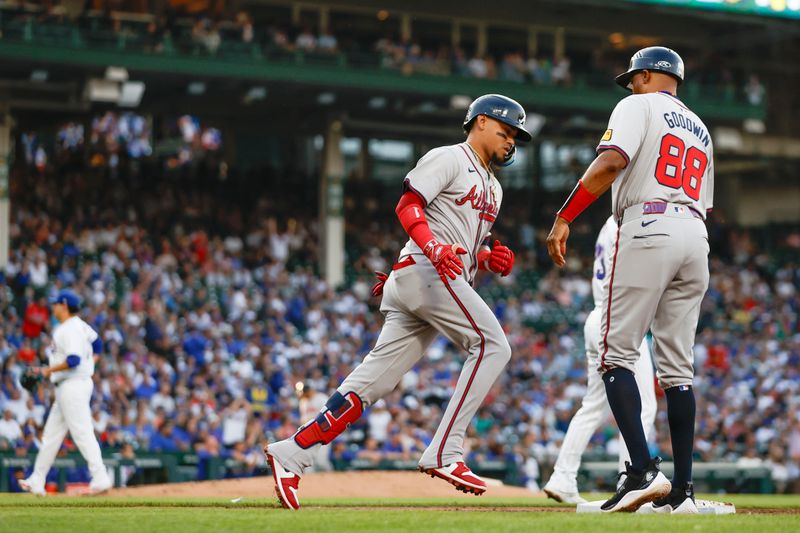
[599,203,710,389]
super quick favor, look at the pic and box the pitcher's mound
[109,471,539,499]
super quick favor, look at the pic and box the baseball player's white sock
[70,428,108,484]
[546,356,609,493]
[30,401,69,487]
[546,464,581,494]
[268,438,318,475]
[59,379,109,485]
[549,435,598,492]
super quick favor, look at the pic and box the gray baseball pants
[269,256,511,474]
[599,203,710,388]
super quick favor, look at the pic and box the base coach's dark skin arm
[546,150,627,267]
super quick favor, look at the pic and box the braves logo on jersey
[397,144,504,283]
[455,184,499,222]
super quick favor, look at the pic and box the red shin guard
[294,391,364,449]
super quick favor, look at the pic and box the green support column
[527,26,538,58]
[0,103,10,269]
[319,119,345,288]
[554,27,565,60]
[319,7,330,34]
[291,4,301,26]
[400,14,412,42]
[451,19,461,49]
[476,23,487,57]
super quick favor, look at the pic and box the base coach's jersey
[399,143,503,283]
[597,92,714,220]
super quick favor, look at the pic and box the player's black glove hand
[20,367,45,393]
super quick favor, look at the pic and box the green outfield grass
[0,494,797,532]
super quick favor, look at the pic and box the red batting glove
[371,271,389,297]
[478,240,515,277]
[423,240,467,281]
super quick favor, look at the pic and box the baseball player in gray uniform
[266,94,530,510]
[20,289,112,496]
[544,216,656,504]
[547,47,713,513]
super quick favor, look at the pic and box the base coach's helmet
[463,94,532,143]
[615,46,684,90]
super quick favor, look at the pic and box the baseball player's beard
[492,146,515,167]
[490,151,505,166]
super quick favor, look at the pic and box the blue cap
[50,289,81,311]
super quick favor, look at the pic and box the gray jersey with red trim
[596,92,714,220]
[399,143,503,283]
[266,143,513,477]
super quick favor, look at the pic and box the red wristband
[557,181,598,223]
[477,249,491,271]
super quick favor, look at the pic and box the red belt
[392,256,417,271]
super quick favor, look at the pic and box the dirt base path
[108,471,538,499]
[104,472,797,514]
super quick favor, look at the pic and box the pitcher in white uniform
[265,95,530,510]
[543,216,656,504]
[20,289,112,496]
[547,47,713,513]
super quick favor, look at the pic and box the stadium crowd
[0,1,765,103]
[0,159,798,493]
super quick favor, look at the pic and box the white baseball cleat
[88,477,113,495]
[543,484,588,504]
[19,478,46,497]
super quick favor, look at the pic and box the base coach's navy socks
[666,385,696,487]
[603,367,650,473]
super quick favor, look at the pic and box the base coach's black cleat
[601,457,671,513]
[647,481,699,514]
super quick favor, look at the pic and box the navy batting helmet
[463,94,532,143]
[615,46,684,90]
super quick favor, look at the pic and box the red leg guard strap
[294,391,363,449]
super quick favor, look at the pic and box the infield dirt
[105,470,534,499]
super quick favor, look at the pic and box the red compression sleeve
[396,191,436,250]
[557,180,599,223]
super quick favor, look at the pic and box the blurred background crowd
[0,0,796,496]
[1,157,798,492]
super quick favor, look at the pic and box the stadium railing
[0,15,766,120]
[579,461,775,494]
[0,451,247,491]
[0,453,176,491]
